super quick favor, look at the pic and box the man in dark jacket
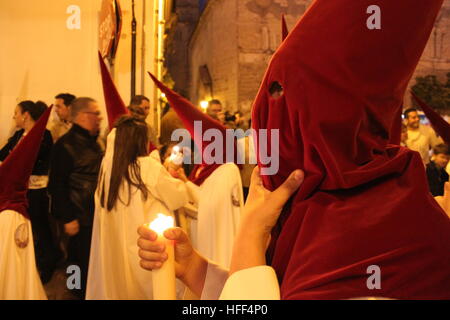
[426,144,450,196]
[48,97,103,299]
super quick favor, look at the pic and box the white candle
[148,213,176,300]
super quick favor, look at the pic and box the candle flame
[200,101,208,111]
[149,214,174,234]
[169,146,183,164]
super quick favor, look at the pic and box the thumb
[269,170,304,208]
[163,227,189,244]
[249,166,262,187]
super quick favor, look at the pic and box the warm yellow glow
[200,100,208,111]
[149,214,174,234]
[169,146,183,164]
[161,93,166,98]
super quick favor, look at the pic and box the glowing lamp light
[149,213,174,235]
[200,100,208,112]
[161,93,166,98]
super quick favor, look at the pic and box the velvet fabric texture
[0,107,52,219]
[252,0,450,299]
[98,51,130,129]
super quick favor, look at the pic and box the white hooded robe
[86,129,188,300]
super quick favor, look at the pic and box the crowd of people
[1,0,450,301]
[401,108,450,196]
[0,91,449,300]
[0,93,257,299]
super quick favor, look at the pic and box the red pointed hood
[148,72,237,185]
[281,14,289,42]
[0,106,52,218]
[98,51,129,128]
[99,52,157,152]
[411,91,450,145]
[387,104,404,145]
[257,0,450,300]
[253,0,443,193]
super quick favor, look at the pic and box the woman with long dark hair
[86,115,189,299]
[0,100,60,284]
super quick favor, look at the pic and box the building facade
[165,0,449,118]
[0,0,175,145]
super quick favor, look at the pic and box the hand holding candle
[148,213,176,300]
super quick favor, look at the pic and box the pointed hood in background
[281,14,289,41]
[148,72,239,185]
[411,91,450,145]
[98,51,129,129]
[0,106,52,218]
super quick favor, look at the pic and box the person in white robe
[189,163,244,269]
[159,142,244,269]
[137,167,304,300]
[0,106,52,300]
[0,211,47,300]
[86,116,189,300]
[147,72,246,269]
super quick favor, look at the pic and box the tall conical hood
[0,106,52,218]
[253,0,444,193]
[148,72,239,185]
[281,14,289,41]
[98,51,129,128]
[411,91,450,145]
[256,0,450,300]
[99,52,157,152]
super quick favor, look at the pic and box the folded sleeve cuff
[219,266,280,300]
[200,262,229,300]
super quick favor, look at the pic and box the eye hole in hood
[269,81,284,99]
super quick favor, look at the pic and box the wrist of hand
[179,250,208,297]
[238,216,272,244]
[229,231,268,276]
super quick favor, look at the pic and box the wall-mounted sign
[98,0,122,60]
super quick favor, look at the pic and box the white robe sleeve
[199,262,281,300]
[219,266,280,300]
[199,262,230,300]
[185,181,200,206]
[150,165,189,211]
[149,149,161,162]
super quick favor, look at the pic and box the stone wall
[186,0,449,116]
[165,0,200,98]
[406,1,450,107]
[188,0,239,110]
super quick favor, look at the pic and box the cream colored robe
[189,163,244,269]
[86,130,189,300]
[199,263,280,300]
[0,210,47,300]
